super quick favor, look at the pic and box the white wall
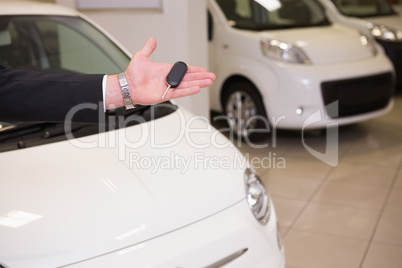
[56,0,210,118]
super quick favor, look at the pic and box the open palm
[125,38,216,105]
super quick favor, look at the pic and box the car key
[162,61,188,100]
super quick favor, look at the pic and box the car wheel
[222,81,269,142]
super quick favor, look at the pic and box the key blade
[161,85,171,100]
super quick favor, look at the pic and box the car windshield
[330,0,397,18]
[0,15,129,73]
[0,15,176,152]
[215,0,330,31]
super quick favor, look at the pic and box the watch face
[118,73,128,86]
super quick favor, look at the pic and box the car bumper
[63,200,285,268]
[264,53,395,129]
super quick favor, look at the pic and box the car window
[215,0,330,31]
[0,15,177,153]
[330,0,396,17]
[0,15,129,73]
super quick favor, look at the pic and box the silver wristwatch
[118,72,136,109]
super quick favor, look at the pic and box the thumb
[138,37,157,58]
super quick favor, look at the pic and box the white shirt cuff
[102,74,107,112]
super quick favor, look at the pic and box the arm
[0,67,104,123]
[0,38,216,123]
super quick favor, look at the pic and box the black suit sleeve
[0,66,105,123]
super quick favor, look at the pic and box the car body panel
[0,107,249,267]
[368,15,402,30]
[61,200,285,268]
[256,24,374,65]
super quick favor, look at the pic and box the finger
[168,86,201,99]
[186,67,216,80]
[187,66,208,73]
[182,72,216,82]
[139,37,157,58]
[177,78,214,89]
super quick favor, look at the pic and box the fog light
[296,108,303,115]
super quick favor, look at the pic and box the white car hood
[367,15,402,31]
[260,24,374,64]
[0,107,246,267]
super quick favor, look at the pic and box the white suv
[208,0,395,141]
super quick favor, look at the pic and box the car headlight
[244,168,270,225]
[369,23,402,42]
[261,38,311,64]
[359,33,377,56]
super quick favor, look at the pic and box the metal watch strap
[118,72,136,109]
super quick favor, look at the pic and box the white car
[0,1,285,267]
[207,0,395,141]
[318,0,402,88]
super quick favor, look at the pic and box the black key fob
[166,61,187,88]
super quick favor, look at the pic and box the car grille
[376,40,402,87]
[321,72,394,118]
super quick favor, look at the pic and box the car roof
[0,0,79,17]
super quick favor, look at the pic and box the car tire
[222,80,269,142]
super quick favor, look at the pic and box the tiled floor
[228,93,402,267]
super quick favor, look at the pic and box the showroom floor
[227,92,402,267]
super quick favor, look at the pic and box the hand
[105,38,216,109]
